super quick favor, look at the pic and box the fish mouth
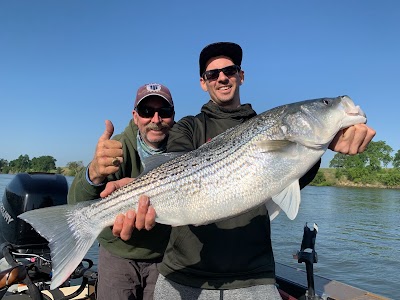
[339,95,367,129]
[341,95,366,118]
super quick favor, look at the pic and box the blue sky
[1,1,399,168]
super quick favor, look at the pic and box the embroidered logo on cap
[146,83,162,92]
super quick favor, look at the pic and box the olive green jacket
[67,119,171,260]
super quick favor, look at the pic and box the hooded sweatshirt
[158,100,320,289]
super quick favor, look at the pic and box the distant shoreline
[322,181,400,189]
[311,168,400,190]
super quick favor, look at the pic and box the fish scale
[19,95,367,289]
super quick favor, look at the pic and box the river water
[0,174,398,298]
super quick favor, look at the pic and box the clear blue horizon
[1,1,399,168]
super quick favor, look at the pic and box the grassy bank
[311,168,400,189]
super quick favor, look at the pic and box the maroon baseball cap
[134,83,174,108]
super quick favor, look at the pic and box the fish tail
[19,201,101,289]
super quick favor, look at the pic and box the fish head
[281,95,367,149]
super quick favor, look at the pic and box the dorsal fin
[140,152,186,177]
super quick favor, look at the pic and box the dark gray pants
[96,246,161,300]
[154,274,283,300]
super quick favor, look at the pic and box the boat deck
[275,263,390,300]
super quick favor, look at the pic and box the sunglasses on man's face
[202,65,241,81]
[136,106,174,119]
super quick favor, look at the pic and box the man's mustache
[145,122,171,131]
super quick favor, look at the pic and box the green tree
[330,140,393,171]
[330,152,366,170]
[379,169,400,187]
[329,153,347,168]
[361,140,393,170]
[0,159,9,173]
[310,170,332,186]
[329,141,395,185]
[66,161,84,176]
[9,155,31,172]
[393,150,400,169]
[31,156,57,172]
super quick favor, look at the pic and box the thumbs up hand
[88,120,123,185]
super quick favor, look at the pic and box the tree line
[311,140,400,187]
[0,155,85,176]
[1,140,400,187]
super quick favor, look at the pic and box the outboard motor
[0,173,68,254]
[0,174,96,298]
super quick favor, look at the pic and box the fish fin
[255,140,294,152]
[265,200,282,221]
[270,180,301,220]
[140,152,186,176]
[19,200,102,289]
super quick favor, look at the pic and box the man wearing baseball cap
[68,83,175,300]
[104,42,375,299]
[152,42,375,299]
[155,42,286,299]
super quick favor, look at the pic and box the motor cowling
[0,173,68,253]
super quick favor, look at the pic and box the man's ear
[200,77,208,92]
[239,70,245,85]
[132,110,139,125]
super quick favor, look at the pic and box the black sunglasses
[202,65,241,81]
[136,106,174,118]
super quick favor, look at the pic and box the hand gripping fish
[19,95,367,289]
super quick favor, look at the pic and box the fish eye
[322,99,331,106]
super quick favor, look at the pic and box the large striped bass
[19,95,366,289]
